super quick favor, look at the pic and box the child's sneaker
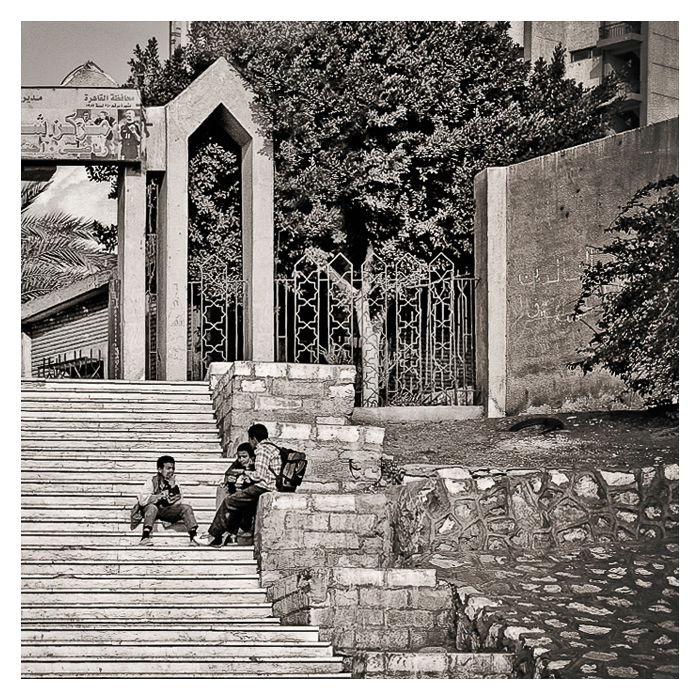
[137,536,153,546]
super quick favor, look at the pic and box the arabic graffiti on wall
[21,88,144,162]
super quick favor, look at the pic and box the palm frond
[21,181,49,212]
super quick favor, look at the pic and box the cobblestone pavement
[408,540,679,678]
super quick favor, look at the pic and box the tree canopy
[93,21,620,272]
[21,181,116,303]
[570,176,679,407]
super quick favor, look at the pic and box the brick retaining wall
[267,567,454,651]
[209,361,385,484]
[254,492,394,585]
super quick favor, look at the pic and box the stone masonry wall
[392,464,679,558]
[267,567,454,652]
[254,492,394,585]
[209,361,385,484]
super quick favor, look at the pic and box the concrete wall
[475,118,678,415]
[644,22,679,125]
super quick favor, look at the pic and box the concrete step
[22,440,223,452]
[22,504,218,518]
[22,390,213,402]
[22,415,217,427]
[352,651,515,679]
[22,574,259,590]
[22,561,258,576]
[21,458,231,470]
[22,379,209,392]
[22,481,223,496]
[22,589,269,605]
[22,544,255,561]
[22,450,225,461]
[22,659,347,677]
[21,430,221,442]
[21,401,215,413]
[22,521,220,534]
[21,468,229,480]
[23,641,333,658]
[21,534,223,546]
[22,494,220,507]
[22,603,274,621]
[23,626,320,643]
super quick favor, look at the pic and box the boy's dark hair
[236,442,255,458]
[247,423,269,442]
[157,455,176,470]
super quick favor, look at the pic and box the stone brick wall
[391,464,679,557]
[254,492,394,585]
[209,361,385,484]
[210,361,356,429]
[267,567,455,652]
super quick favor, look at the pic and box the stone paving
[407,539,679,678]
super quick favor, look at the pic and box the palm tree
[21,181,116,303]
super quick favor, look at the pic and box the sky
[21,22,170,224]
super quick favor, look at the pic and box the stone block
[337,366,356,382]
[600,470,636,486]
[355,629,410,650]
[328,383,356,400]
[303,531,360,549]
[309,607,335,627]
[359,588,409,608]
[252,362,289,378]
[363,426,386,445]
[273,379,325,397]
[287,364,322,380]
[409,587,451,611]
[316,425,361,443]
[386,569,436,588]
[387,652,449,674]
[276,422,313,440]
[254,395,303,410]
[316,416,348,425]
[264,493,309,510]
[355,493,388,513]
[240,379,268,393]
[385,609,436,628]
[333,553,384,568]
[227,393,255,410]
[231,361,255,377]
[329,513,376,533]
[331,588,359,607]
[328,568,378,587]
[306,397,351,413]
[311,494,358,512]
[360,538,389,555]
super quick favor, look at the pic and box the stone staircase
[21,378,348,678]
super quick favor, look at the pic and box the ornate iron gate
[144,176,160,380]
[187,254,247,380]
[275,250,479,407]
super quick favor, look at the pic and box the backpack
[269,443,307,492]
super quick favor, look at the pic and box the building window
[570,47,598,63]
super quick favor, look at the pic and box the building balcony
[597,22,643,51]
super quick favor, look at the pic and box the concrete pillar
[474,167,508,418]
[242,139,275,361]
[157,135,189,380]
[21,332,32,377]
[117,165,147,380]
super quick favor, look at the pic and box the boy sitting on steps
[131,455,200,546]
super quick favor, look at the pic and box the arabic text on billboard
[21,88,144,162]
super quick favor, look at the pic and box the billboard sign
[21,87,144,162]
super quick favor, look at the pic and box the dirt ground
[382,409,678,475]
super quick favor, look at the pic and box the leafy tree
[570,176,679,406]
[110,22,619,274]
[21,181,116,303]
